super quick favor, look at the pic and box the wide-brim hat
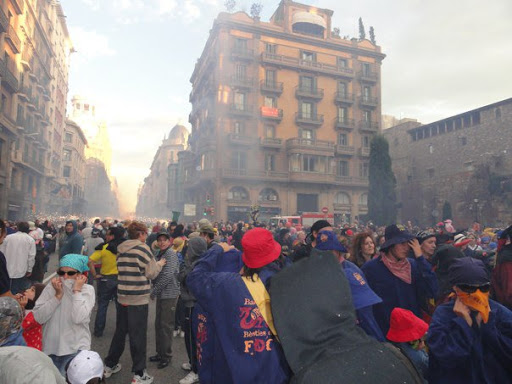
[387,308,428,343]
[315,230,347,253]
[380,224,415,251]
[449,257,490,286]
[242,228,282,269]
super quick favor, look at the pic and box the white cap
[67,350,104,384]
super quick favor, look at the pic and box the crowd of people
[1,216,512,383]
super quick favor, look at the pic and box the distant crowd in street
[1,215,512,383]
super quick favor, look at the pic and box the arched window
[334,192,351,205]
[228,186,249,200]
[359,193,368,206]
[259,188,279,202]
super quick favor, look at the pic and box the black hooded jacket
[270,249,422,384]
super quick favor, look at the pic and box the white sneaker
[132,370,154,384]
[179,371,199,384]
[180,330,185,338]
[181,362,192,371]
[173,329,180,337]
[104,363,122,378]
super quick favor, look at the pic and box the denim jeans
[105,303,149,373]
[94,275,118,336]
[49,351,80,376]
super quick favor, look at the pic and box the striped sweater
[116,239,163,306]
[150,247,180,299]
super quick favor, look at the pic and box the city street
[44,254,189,384]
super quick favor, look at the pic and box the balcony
[16,115,25,130]
[359,147,371,157]
[6,25,21,53]
[358,70,379,83]
[295,85,324,100]
[359,121,379,133]
[221,168,288,181]
[335,145,355,156]
[42,89,51,101]
[230,75,254,89]
[0,59,19,92]
[359,96,379,108]
[334,91,355,104]
[289,171,336,184]
[286,138,335,155]
[333,117,355,130]
[260,80,283,95]
[295,111,323,126]
[41,113,51,126]
[260,137,282,149]
[260,106,283,121]
[227,133,255,146]
[17,85,30,102]
[183,169,216,188]
[261,52,354,78]
[229,103,253,117]
[0,113,17,134]
[231,47,255,61]
[334,176,369,187]
[0,7,8,33]
[21,49,31,71]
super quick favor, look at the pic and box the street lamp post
[473,198,479,223]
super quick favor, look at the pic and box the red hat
[242,228,282,269]
[386,308,428,343]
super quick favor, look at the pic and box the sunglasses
[457,283,491,294]
[57,270,78,276]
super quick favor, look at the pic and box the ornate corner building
[174,0,385,223]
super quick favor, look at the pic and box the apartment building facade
[180,0,385,222]
[0,0,73,220]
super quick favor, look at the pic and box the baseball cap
[66,350,104,384]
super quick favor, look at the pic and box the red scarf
[381,253,412,284]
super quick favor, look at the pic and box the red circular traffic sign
[321,207,329,214]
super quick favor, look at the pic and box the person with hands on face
[427,257,512,384]
[362,225,438,335]
[33,253,95,376]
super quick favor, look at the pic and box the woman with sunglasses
[33,253,95,376]
[427,257,512,384]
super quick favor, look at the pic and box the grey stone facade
[383,97,512,228]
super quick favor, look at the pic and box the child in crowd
[386,307,429,382]
[22,283,45,350]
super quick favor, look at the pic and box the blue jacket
[362,255,438,334]
[187,246,290,384]
[427,299,512,384]
[59,221,84,257]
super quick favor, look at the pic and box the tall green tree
[442,201,452,220]
[368,135,397,225]
[369,26,376,44]
[358,17,366,40]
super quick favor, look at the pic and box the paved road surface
[44,253,191,384]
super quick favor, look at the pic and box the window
[264,96,277,108]
[63,149,71,161]
[363,86,371,101]
[63,166,71,178]
[338,133,348,146]
[231,151,247,169]
[360,162,369,178]
[362,135,370,148]
[335,192,351,205]
[1,94,6,113]
[228,186,249,200]
[265,69,276,85]
[337,160,349,177]
[235,64,246,79]
[338,82,347,96]
[259,188,278,201]
[359,193,368,206]
[455,118,462,129]
[439,123,446,134]
[300,129,313,143]
[301,50,315,62]
[337,106,347,122]
[363,110,372,123]
[472,112,481,125]
[300,101,314,118]
[265,154,275,171]
[303,155,317,172]
[234,38,247,51]
[234,121,244,134]
[362,62,371,76]
[265,43,276,54]
[265,125,275,138]
[299,76,314,91]
[234,92,246,110]
[64,132,73,143]
[337,57,348,68]
[463,115,471,128]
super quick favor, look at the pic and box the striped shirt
[116,239,163,306]
[151,247,180,299]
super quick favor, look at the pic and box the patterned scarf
[381,254,412,284]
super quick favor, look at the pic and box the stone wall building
[178,0,385,223]
[0,0,72,220]
[383,97,512,228]
[136,124,189,217]
[84,157,119,218]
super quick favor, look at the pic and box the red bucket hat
[242,228,282,269]
[386,308,428,343]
